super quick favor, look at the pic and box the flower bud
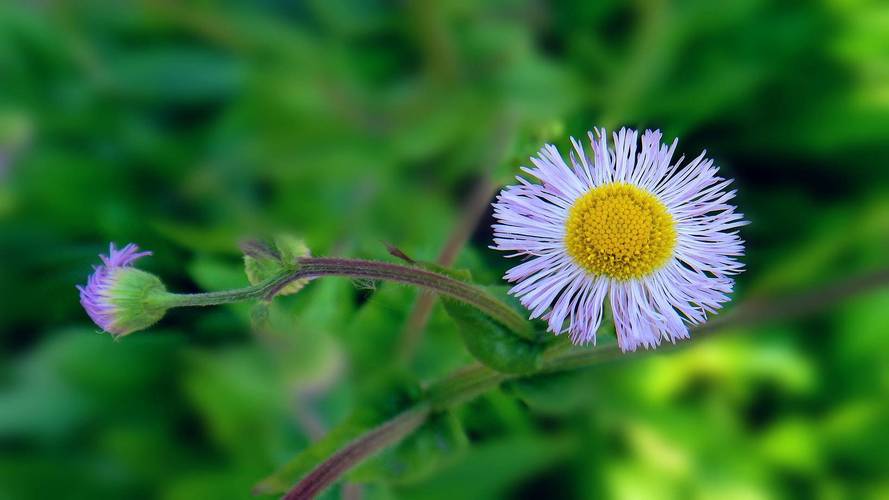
[77,243,170,337]
[242,234,311,296]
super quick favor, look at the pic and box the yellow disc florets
[565,182,676,281]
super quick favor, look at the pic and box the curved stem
[164,258,530,336]
[286,258,531,336]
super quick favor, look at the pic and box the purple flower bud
[77,243,169,336]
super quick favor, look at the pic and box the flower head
[77,243,169,337]
[492,128,746,351]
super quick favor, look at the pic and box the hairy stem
[163,257,530,336]
[273,258,531,336]
[283,405,431,500]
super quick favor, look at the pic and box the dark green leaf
[441,295,545,375]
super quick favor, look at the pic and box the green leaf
[417,261,544,374]
[482,284,551,338]
[441,295,545,375]
[273,233,311,266]
[243,234,311,296]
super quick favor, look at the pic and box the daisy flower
[492,128,746,351]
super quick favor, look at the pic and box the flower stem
[162,257,531,336]
[283,258,530,336]
[160,273,293,307]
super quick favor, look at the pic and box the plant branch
[283,405,431,500]
[162,257,530,336]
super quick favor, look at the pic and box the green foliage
[1,0,888,498]
[442,295,545,374]
[421,262,547,373]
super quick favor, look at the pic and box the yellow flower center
[565,182,676,280]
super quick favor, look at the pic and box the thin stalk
[161,273,293,308]
[160,257,530,337]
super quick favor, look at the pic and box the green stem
[288,258,531,337]
[160,273,293,307]
[162,257,531,336]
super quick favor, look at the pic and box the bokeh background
[2,0,888,499]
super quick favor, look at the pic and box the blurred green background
[1,0,888,498]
